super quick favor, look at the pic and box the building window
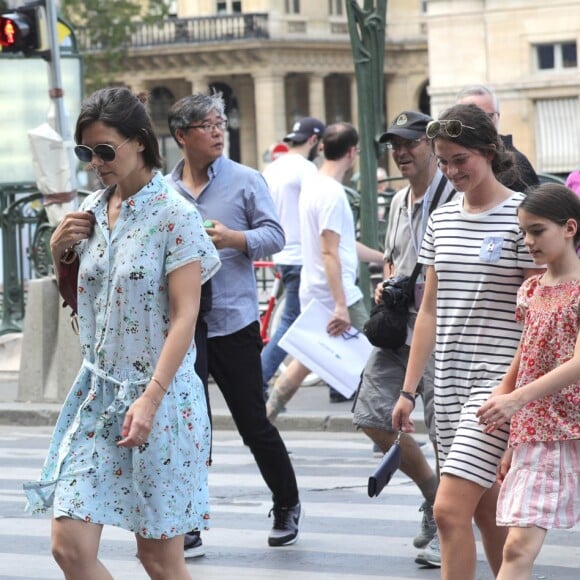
[535,97,579,173]
[167,0,178,17]
[150,86,175,127]
[285,0,300,14]
[421,0,428,14]
[329,0,343,16]
[217,1,242,13]
[535,41,577,71]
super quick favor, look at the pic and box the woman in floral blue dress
[24,87,220,579]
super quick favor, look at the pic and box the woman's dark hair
[432,103,517,181]
[519,183,580,247]
[74,87,162,170]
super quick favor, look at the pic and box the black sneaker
[329,388,354,403]
[267,502,303,547]
[184,530,205,559]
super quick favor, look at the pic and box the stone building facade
[428,0,579,175]
[84,0,578,176]
[85,0,430,172]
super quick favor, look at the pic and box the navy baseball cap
[379,111,433,143]
[283,117,325,143]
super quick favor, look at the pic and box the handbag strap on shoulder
[428,174,455,214]
[410,176,456,283]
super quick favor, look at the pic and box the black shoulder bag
[363,177,455,350]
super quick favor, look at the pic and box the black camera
[382,276,412,310]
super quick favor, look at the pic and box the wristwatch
[399,390,418,407]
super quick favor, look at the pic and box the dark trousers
[207,321,299,508]
[194,317,212,466]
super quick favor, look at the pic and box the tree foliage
[60,0,170,91]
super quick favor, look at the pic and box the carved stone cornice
[92,39,412,80]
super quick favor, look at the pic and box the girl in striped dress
[477,184,580,580]
[392,103,542,579]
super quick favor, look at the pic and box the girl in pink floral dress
[478,183,580,580]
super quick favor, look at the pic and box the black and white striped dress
[420,192,539,487]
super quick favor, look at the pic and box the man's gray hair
[456,84,500,111]
[168,91,226,146]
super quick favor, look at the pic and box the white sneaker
[415,534,441,568]
[413,500,436,548]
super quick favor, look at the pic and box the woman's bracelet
[141,392,161,407]
[399,390,417,408]
[151,376,167,393]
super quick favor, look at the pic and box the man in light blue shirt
[166,92,302,556]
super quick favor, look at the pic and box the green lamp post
[346,0,387,310]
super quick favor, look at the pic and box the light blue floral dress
[23,172,220,539]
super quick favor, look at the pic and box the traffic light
[0,4,43,55]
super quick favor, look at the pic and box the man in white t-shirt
[266,122,383,419]
[261,117,325,396]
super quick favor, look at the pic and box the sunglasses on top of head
[426,120,475,140]
[74,137,131,163]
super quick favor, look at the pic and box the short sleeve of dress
[418,215,435,266]
[164,202,220,285]
[515,275,541,324]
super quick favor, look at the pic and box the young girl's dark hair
[519,183,580,247]
[75,87,162,170]
[431,103,518,183]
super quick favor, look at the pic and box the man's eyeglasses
[384,137,425,151]
[185,120,228,133]
[426,120,475,139]
[74,137,130,163]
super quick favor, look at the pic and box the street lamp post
[346,0,387,309]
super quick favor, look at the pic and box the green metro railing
[0,184,89,336]
[0,183,46,335]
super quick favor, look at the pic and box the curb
[0,403,426,434]
[212,412,360,433]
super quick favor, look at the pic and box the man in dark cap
[261,117,325,397]
[352,110,457,569]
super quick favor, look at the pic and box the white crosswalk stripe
[0,426,578,579]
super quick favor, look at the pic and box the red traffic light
[0,15,22,49]
[0,9,39,53]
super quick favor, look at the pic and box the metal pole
[45,0,77,191]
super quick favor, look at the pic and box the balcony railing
[77,13,270,52]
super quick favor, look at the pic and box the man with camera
[352,111,456,568]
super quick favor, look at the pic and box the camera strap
[428,175,456,214]
[410,175,456,287]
